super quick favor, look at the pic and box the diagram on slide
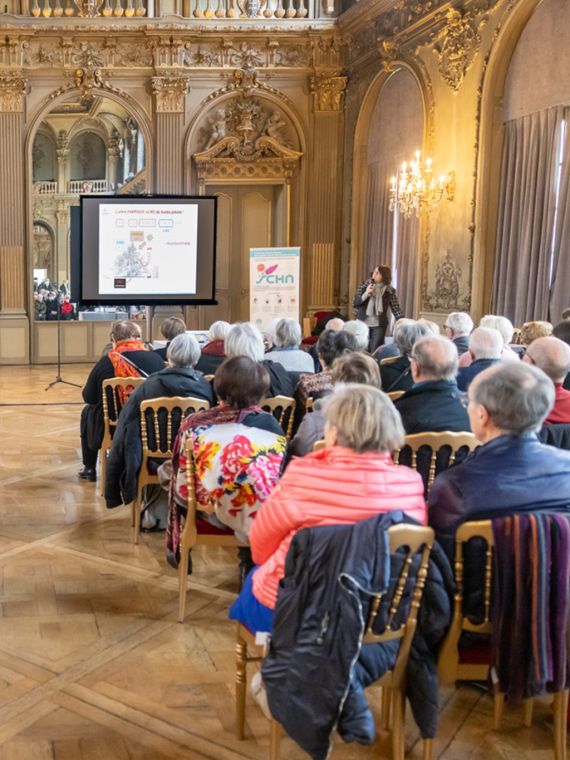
[99,203,198,295]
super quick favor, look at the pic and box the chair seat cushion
[196,516,234,535]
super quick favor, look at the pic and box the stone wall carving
[424,249,469,311]
[151,76,190,113]
[310,74,347,111]
[0,73,27,113]
[432,8,481,91]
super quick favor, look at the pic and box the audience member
[520,320,553,346]
[418,318,441,336]
[105,333,214,518]
[308,316,345,372]
[264,318,314,373]
[296,329,357,404]
[372,318,413,362]
[289,352,381,458]
[444,312,473,355]
[166,357,286,568]
[395,336,470,433]
[342,320,370,353]
[523,336,570,424]
[60,295,76,320]
[79,321,165,482]
[429,362,570,557]
[195,320,230,374]
[552,319,570,390]
[229,384,426,633]
[225,322,295,397]
[34,292,46,321]
[459,315,519,367]
[154,317,186,361]
[456,326,503,391]
[561,308,570,320]
[379,320,432,393]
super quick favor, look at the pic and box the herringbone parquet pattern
[0,364,563,759]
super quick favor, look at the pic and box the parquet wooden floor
[0,364,563,758]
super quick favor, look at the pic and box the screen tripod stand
[45,301,82,391]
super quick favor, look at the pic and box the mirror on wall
[31,94,147,321]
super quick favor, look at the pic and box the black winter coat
[379,355,413,393]
[262,512,453,760]
[395,379,470,434]
[104,366,214,508]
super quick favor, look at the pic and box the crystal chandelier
[389,151,455,218]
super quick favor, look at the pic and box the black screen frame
[77,194,217,306]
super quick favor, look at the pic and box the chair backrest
[387,390,405,401]
[140,396,210,458]
[102,376,145,431]
[393,430,479,494]
[183,435,211,546]
[364,524,434,687]
[261,395,296,440]
[305,397,314,413]
[203,374,215,382]
[312,439,326,452]
[380,355,398,366]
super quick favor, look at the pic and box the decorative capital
[0,73,27,113]
[309,74,347,112]
[434,8,481,91]
[151,76,190,114]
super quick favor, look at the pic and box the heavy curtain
[549,110,570,322]
[395,215,419,318]
[492,106,565,325]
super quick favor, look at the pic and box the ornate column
[151,76,190,194]
[55,201,69,284]
[306,73,347,311]
[56,129,69,194]
[107,129,121,190]
[0,73,27,316]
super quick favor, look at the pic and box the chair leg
[235,631,248,740]
[523,698,534,727]
[100,447,107,488]
[553,689,569,760]
[178,548,189,623]
[132,485,144,544]
[381,686,392,732]
[269,720,282,760]
[493,687,505,730]
[391,688,405,760]
[423,738,434,760]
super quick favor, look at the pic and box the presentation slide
[98,203,198,296]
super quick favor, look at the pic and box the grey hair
[446,312,473,336]
[469,326,503,360]
[225,322,265,361]
[525,336,570,382]
[480,315,514,345]
[273,318,302,349]
[342,320,369,352]
[411,335,458,381]
[323,384,405,453]
[394,320,433,355]
[208,320,231,341]
[167,332,200,368]
[471,362,555,435]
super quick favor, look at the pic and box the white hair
[479,315,514,345]
[273,318,302,349]
[167,333,200,368]
[208,320,231,341]
[225,322,265,362]
[342,320,369,352]
[446,312,473,336]
[469,326,503,360]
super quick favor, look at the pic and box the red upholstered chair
[301,310,334,347]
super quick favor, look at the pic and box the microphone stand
[45,300,82,391]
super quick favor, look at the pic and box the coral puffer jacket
[250,446,426,609]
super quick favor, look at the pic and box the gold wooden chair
[261,395,296,441]
[388,390,405,401]
[438,519,569,758]
[302,316,316,339]
[235,524,435,760]
[305,396,314,413]
[100,376,145,486]
[132,395,210,544]
[393,431,479,495]
[380,356,399,366]
[312,439,325,452]
[178,436,246,623]
[203,374,215,382]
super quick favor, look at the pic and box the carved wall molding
[432,7,481,90]
[151,75,190,113]
[0,73,27,113]
[310,73,347,111]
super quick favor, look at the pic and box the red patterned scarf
[108,339,146,379]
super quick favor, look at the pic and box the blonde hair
[323,384,405,454]
[520,320,553,346]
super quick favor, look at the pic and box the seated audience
[459,315,519,367]
[520,320,553,347]
[34,292,46,321]
[418,318,441,336]
[264,318,314,373]
[456,326,503,391]
[395,335,470,433]
[552,319,570,390]
[289,352,381,458]
[229,384,426,633]
[342,320,370,353]
[372,318,413,362]
[105,333,214,515]
[379,320,432,393]
[296,328,357,404]
[225,322,295,397]
[429,362,570,557]
[444,312,473,355]
[562,307,570,320]
[308,316,345,372]
[166,357,286,567]
[154,316,186,361]
[60,296,76,320]
[522,336,570,424]
[195,320,230,374]
[79,320,165,482]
